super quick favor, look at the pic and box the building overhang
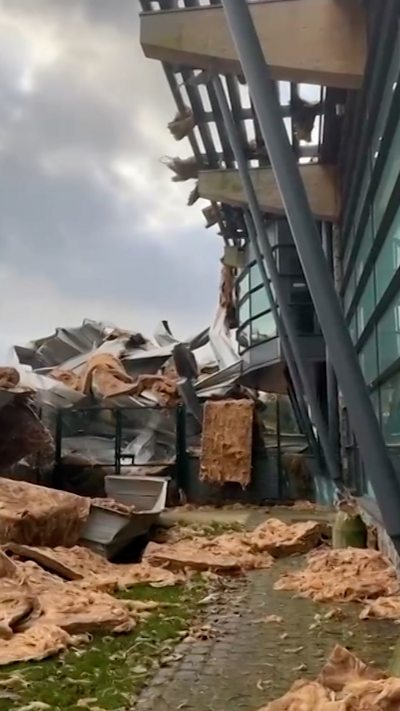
[198,165,340,222]
[141,0,366,89]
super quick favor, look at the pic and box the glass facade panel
[340,12,400,495]
[238,270,249,299]
[343,226,355,274]
[343,271,356,314]
[249,262,263,290]
[237,325,250,352]
[250,286,270,317]
[355,214,373,282]
[356,272,375,334]
[371,29,400,164]
[349,314,358,344]
[239,295,250,324]
[377,293,400,373]
[373,118,400,229]
[380,371,400,443]
[375,209,400,300]
[251,312,276,343]
[359,331,378,385]
[353,164,371,234]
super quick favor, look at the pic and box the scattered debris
[0,398,54,471]
[200,399,254,487]
[187,182,200,206]
[144,518,327,573]
[161,155,199,182]
[260,615,283,624]
[0,478,90,547]
[144,534,272,573]
[185,623,216,641]
[0,624,73,666]
[3,543,184,590]
[202,203,219,228]
[250,518,329,557]
[275,547,399,602]
[257,645,400,710]
[360,596,400,622]
[167,106,195,141]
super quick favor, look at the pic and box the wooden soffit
[141,0,366,89]
[198,164,340,222]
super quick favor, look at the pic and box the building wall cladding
[339,3,400,497]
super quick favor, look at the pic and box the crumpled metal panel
[10,311,241,466]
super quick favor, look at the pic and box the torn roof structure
[138,0,400,562]
[1,308,244,470]
[139,0,351,241]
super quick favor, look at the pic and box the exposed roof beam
[141,0,366,90]
[198,165,340,222]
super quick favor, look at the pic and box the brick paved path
[135,556,398,711]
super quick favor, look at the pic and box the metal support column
[322,223,341,472]
[243,213,320,462]
[213,76,340,483]
[222,0,400,546]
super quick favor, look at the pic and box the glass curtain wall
[341,19,400,466]
[236,260,276,353]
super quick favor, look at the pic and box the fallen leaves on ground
[260,615,283,624]
[274,547,398,602]
[257,645,400,710]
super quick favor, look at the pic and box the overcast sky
[0,0,222,360]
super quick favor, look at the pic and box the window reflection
[371,30,400,164]
[355,215,373,282]
[239,296,250,324]
[249,262,263,290]
[251,312,276,343]
[380,372,400,443]
[375,210,400,300]
[349,314,358,344]
[237,325,250,352]
[358,331,378,384]
[250,286,270,316]
[238,270,250,300]
[373,118,400,229]
[356,271,376,334]
[377,295,400,373]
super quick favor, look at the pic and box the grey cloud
[0,0,221,347]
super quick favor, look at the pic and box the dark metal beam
[322,222,341,470]
[221,0,400,547]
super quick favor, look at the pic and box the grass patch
[0,580,206,711]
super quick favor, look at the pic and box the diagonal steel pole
[221,0,400,546]
[213,75,340,483]
[243,212,324,471]
[322,222,341,470]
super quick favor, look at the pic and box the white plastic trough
[80,475,168,559]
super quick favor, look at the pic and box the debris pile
[0,478,90,547]
[257,644,400,710]
[144,535,272,573]
[274,547,399,602]
[1,306,244,477]
[0,541,185,665]
[250,518,329,558]
[144,518,327,573]
[4,543,183,591]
